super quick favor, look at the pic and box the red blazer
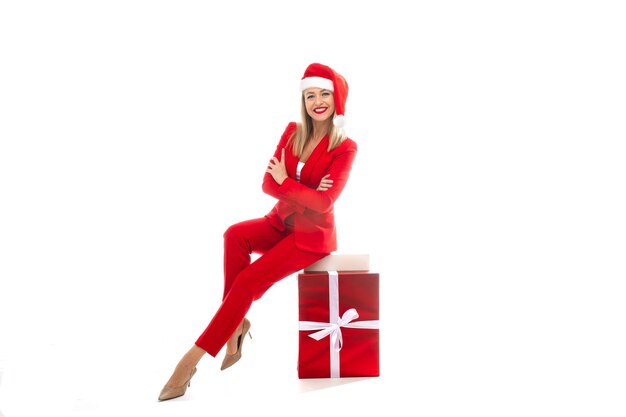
[262,122,358,254]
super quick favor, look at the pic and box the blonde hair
[288,96,347,157]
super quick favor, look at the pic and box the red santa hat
[300,63,349,128]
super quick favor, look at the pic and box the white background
[1,1,625,416]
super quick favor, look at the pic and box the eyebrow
[305,89,332,95]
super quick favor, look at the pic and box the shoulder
[281,121,298,138]
[336,137,357,153]
[278,122,299,146]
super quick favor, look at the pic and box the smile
[313,106,328,114]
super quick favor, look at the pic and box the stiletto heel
[158,367,197,402]
[220,318,251,371]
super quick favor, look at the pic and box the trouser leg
[221,217,287,300]
[195,230,326,357]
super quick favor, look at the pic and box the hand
[266,148,288,185]
[316,174,333,191]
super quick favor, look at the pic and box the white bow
[299,308,360,351]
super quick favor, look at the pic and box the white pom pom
[333,115,346,128]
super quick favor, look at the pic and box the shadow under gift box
[297,258,379,379]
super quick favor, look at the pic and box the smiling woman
[158,63,358,402]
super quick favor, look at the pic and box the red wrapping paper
[297,271,380,378]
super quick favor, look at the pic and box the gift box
[297,270,380,378]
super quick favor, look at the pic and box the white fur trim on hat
[300,76,334,92]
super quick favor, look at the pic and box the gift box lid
[304,254,369,272]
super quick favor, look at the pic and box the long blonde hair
[288,96,346,157]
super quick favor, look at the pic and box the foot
[158,367,196,401]
[164,346,205,388]
[164,363,195,389]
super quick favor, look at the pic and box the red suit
[195,122,358,356]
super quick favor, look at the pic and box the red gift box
[297,270,380,378]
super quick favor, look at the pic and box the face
[303,87,335,123]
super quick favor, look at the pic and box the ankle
[183,346,206,365]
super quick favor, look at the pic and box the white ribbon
[298,270,380,378]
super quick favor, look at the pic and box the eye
[306,95,314,100]
[322,92,330,97]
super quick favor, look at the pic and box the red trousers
[195,217,327,357]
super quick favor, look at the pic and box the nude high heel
[220,318,252,371]
[158,367,197,402]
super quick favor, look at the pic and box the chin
[313,115,332,123]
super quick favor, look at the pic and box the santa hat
[300,63,348,128]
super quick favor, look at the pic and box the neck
[311,120,331,142]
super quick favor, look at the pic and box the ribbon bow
[299,308,360,351]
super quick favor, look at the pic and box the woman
[158,62,357,401]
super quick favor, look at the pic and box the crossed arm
[263,141,357,214]
[266,147,333,191]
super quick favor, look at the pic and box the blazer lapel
[286,146,299,179]
[300,135,328,184]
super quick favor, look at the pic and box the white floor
[0,273,403,417]
[2,257,625,417]
[0,340,394,417]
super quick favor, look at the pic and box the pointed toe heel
[158,367,197,402]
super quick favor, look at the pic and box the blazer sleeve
[262,122,306,211]
[275,138,357,214]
